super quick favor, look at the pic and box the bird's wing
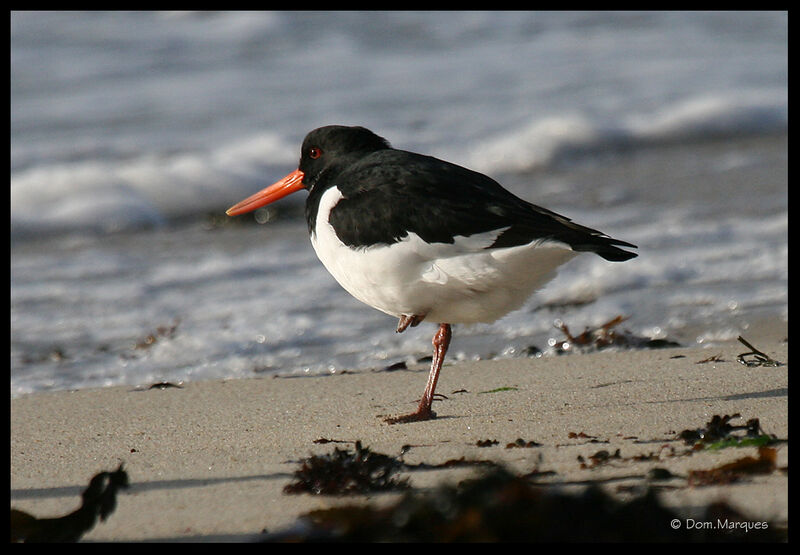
[330,150,637,262]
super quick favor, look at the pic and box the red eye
[309,147,322,159]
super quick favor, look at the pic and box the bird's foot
[383,406,436,425]
[396,314,425,333]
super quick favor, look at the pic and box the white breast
[310,186,579,324]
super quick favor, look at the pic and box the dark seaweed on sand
[552,315,680,354]
[283,441,409,495]
[678,413,776,449]
[688,446,778,486]
[268,466,785,542]
[736,335,783,367]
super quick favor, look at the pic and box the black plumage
[303,126,636,262]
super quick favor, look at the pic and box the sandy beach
[10,324,787,541]
[11,12,787,543]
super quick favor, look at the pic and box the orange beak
[226,169,306,216]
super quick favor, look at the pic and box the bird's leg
[396,314,425,333]
[385,323,452,424]
[418,323,451,413]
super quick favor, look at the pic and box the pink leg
[385,323,452,424]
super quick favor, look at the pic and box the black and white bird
[227,125,637,423]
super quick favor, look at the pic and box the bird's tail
[573,237,638,261]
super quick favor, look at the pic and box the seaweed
[478,437,546,449]
[703,435,775,450]
[285,441,509,496]
[267,466,785,542]
[566,431,608,444]
[312,437,351,445]
[478,386,519,394]
[552,315,680,354]
[404,457,499,471]
[578,448,622,469]
[283,441,409,495]
[475,439,499,447]
[147,381,184,390]
[736,336,783,367]
[688,447,777,486]
[678,414,776,449]
[380,361,408,371]
[10,464,129,543]
[696,353,725,364]
[578,447,667,470]
[505,438,542,448]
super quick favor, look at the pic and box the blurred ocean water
[10,11,787,396]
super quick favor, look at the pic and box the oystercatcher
[227,125,637,424]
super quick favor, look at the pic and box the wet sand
[10,326,788,541]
